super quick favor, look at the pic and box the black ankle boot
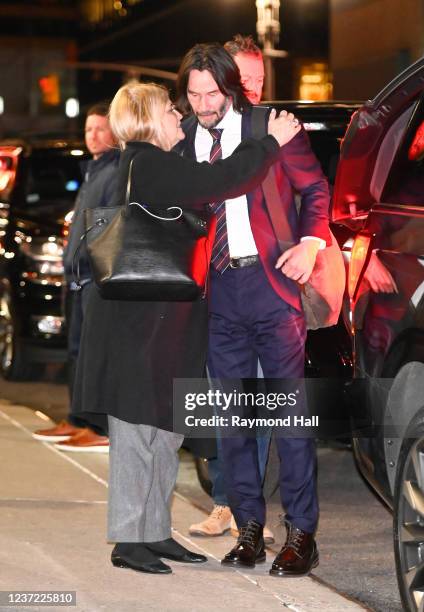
[144,538,207,563]
[111,543,172,574]
[221,519,266,568]
[269,521,319,577]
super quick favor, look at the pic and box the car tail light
[0,146,21,196]
[348,232,373,302]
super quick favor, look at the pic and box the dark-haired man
[33,103,119,452]
[176,43,330,577]
[189,34,274,545]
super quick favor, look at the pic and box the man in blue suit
[176,43,330,576]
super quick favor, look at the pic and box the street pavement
[0,400,367,612]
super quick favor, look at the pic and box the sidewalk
[0,401,367,612]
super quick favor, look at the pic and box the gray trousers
[107,416,184,543]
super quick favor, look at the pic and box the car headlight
[21,237,64,260]
[20,237,64,280]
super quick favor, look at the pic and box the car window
[370,104,415,202]
[381,96,424,206]
[25,149,87,205]
[307,131,343,186]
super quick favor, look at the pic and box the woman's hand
[267,109,301,147]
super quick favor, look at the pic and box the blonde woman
[72,82,301,575]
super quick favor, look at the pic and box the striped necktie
[208,128,230,273]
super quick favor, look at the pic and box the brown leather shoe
[32,420,83,443]
[270,520,319,577]
[189,505,232,537]
[221,519,265,568]
[53,428,109,453]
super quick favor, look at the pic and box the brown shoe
[53,428,109,453]
[221,519,265,568]
[230,515,275,544]
[189,505,232,537]
[270,520,319,577]
[32,420,83,443]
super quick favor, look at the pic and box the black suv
[0,137,88,380]
[332,56,424,611]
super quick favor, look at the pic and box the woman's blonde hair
[109,81,170,150]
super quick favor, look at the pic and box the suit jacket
[177,107,331,311]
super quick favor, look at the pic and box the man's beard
[196,97,230,128]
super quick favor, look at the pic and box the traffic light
[38,74,60,106]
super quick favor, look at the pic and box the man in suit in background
[176,42,331,577]
[224,34,265,105]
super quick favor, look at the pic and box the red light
[38,74,60,106]
[0,147,20,196]
[408,120,424,161]
[348,233,372,302]
[0,156,12,171]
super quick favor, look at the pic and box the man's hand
[364,251,398,293]
[267,109,301,147]
[275,240,321,284]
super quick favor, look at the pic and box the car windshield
[25,148,88,205]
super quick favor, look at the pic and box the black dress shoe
[269,521,319,577]
[144,538,207,563]
[111,543,172,574]
[221,519,266,568]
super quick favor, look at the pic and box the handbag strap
[251,106,295,252]
[71,218,107,290]
[124,158,134,211]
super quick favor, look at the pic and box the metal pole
[256,0,282,100]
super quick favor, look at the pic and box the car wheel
[0,293,33,381]
[394,417,424,612]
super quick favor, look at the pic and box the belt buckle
[229,258,239,269]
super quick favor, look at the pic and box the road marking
[0,497,107,504]
[0,408,108,488]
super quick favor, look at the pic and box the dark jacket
[72,136,280,431]
[178,108,331,312]
[63,147,120,284]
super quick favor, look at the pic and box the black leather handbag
[73,159,216,301]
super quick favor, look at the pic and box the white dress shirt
[195,106,258,258]
[194,105,325,256]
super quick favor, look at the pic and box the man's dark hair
[176,43,251,115]
[224,34,262,58]
[86,102,110,118]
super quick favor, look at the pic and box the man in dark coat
[33,103,119,452]
[176,43,330,576]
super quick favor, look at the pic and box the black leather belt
[229,255,259,269]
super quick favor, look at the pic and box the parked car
[332,56,424,611]
[0,137,88,380]
[194,100,359,499]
